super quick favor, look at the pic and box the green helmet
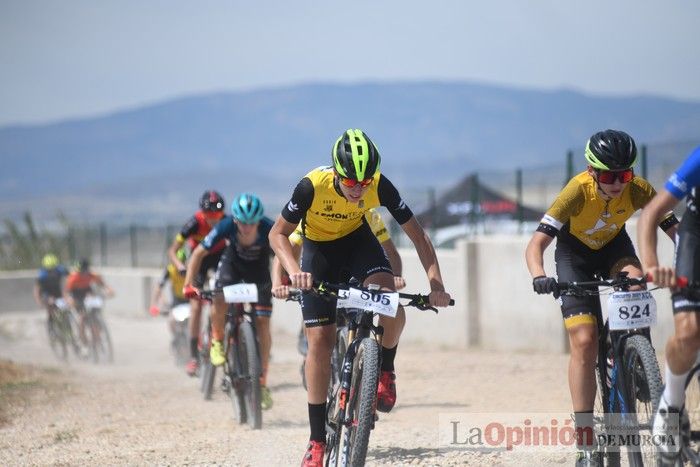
[42,253,59,269]
[332,129,381,181]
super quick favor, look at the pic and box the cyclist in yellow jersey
[272,208,405,298]
[269,129,451,466]
[525,129,678,465]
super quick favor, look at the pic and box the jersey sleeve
[666,146,700,199]
[177,215,199,242]
[377,175,413,225]
[201,216,232,250]
[281,177,313,224]
[536,178,585,237]
[630,178,657,211]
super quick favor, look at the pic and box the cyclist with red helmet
[269,129,451,466]
[168,190,226,376]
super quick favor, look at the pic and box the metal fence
[3,138,699,269]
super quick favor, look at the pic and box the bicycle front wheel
[343,337,380,467]
[238,320,262,429]
[622,334,663,467]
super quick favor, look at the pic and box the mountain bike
[46,297,80,361]
[76,293,114,364]
[294,281,454,467]
[554,272,662,467]
[202,283,263,429]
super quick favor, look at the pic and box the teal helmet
[231,193,264,224]
[332,129,381,181]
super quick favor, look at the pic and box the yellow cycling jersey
[289,207,390,246]
[298,167,382,241]
[166,263,186,300]
[540,171,657,250]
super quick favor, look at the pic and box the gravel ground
[0,309,581,466]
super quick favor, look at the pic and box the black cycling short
[194,250,223,289]
[555,226,640,327]
[300,222,392,328]
[214,245,272,316]
[672,217,700,313]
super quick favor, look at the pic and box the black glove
[533,276,559,298]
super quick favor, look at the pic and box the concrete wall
[0,221,677,353]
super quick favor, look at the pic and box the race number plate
[336,287,399,318]
[84,295,104,309]
[607,291,657,330]
[223,283,258,304]
[171,303,191,322]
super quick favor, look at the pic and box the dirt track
[0,309,578,466]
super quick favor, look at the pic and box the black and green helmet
[332,129,381,181]
[584,129,637,170]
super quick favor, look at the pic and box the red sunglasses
[339,176,373,188]
[596,168,634,184]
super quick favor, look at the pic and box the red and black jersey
[176,210,226,253]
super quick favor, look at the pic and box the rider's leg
[364,271,405,363]
[566,322,599,411]
[189,298,202,359]
[663,311,700,407]
[306,323,336,441]
[255,313,272,386]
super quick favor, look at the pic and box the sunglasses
[596,168,634,184]
[338,176,373,188]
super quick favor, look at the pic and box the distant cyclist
[33,253,69,329]
[169,190,227,376]
[638,145,700,464]
[269,129,451,466]
[184,193,276,410]
[525,129,678,465]
[65,258,115,350]
[149,247,189,317]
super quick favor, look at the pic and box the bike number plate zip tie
[336,287,399,318]
[223,283,259,303]
[607,291,657,330]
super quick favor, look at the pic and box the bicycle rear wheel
[343,337,380,467]
[622,334,663,467]
[238,320,262,429]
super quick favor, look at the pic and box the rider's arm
[638,189,681,287]
[184,244,209,290]
[169,216,198,272]
[270,178,314,288]
[33,281,43,307]
[271,235,302,297]
[168,236,186,273]
[525,231,555,278]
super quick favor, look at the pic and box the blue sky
[1,0,699,126]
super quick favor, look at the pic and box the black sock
[381,345,398,372]
[308,403,326,442]
[190,337,199,359]
[574,410,595,450]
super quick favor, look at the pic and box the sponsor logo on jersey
[287,201,299,212]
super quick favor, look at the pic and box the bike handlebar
[285,280,454,313]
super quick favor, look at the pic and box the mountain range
[3,81,700,225]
